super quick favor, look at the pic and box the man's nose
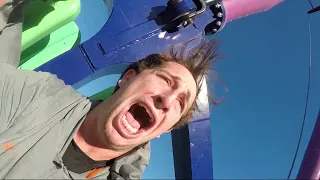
[155,92,176,112]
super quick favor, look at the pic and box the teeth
[138,103,153,121]
[121,115,138,134]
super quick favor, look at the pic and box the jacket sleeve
[109,142,151,180]
[0,0,25,68]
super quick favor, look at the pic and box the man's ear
[118,69,137,88]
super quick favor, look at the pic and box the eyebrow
[159,69,192,101]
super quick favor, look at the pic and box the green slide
[90,87,115,101]
[19,0,81,70]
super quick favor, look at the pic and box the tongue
[125,111,141,129]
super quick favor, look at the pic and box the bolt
[182,21,188,26]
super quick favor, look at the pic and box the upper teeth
[138,103,153,120]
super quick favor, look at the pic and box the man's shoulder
[0,65,88,133]
[0,63,54,84]
[109,142,151,179]
[0,64,76,98]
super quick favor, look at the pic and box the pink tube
[222,0,284,23]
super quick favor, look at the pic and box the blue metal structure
[36,0,215,178]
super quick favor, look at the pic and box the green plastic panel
[19,21,80,70]
[90,87,115,101]
[22,0,81,51]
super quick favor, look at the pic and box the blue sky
[210,0,320,178]
[74,0,320,179]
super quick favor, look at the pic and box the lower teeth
[122,115,138,134]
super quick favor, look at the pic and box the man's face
[97,62,197,150]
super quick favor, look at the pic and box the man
[0,0,220,179]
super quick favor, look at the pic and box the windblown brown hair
[114,38,221,129]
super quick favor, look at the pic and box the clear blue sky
[210,0,320,178]
[75,0,320,179]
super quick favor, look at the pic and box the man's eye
[161,76,170,86]
[164,78,170,84]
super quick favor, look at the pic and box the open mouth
[119,103,154,136]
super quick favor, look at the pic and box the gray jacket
[0,0,150,179]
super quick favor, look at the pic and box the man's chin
[106,131,142,151]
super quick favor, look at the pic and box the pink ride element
[222,0,284,23]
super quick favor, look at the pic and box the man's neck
[73,106,129,161]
